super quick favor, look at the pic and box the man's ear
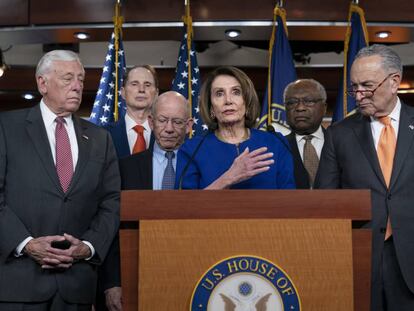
[390,74,401,95]
[120,87,126,100]
[37,76,47,95]
[148,114,155,131]
[185,118,194,135]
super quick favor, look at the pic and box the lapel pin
[409,125,414,130]
[82,134,89,140]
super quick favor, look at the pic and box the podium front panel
[138,219,353,310]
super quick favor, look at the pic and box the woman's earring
[210,110,215,119]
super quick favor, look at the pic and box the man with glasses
[97,91,193,311]
[315,44,414,310]
[119,91,193,190]
[284,79,327,188]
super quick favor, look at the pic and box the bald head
[149,91,193,151]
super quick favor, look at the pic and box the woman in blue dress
[176,66,295,189]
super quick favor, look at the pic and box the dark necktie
[55,117,73,193]
[377,116,396,240]
[303,135,319,187]
[161,151,175,190]
[132,125,146,154]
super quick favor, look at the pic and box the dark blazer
[119,149,153,190]
[286,129,326,189]
[96,149,153,310]
[105,117,154,159]
[315,102,414,310]
[0,104,120,304]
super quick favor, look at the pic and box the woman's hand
[206,147,274,189]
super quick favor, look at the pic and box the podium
[119,189,371,311]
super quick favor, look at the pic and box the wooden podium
[119,189,371,311]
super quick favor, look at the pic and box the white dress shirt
[295,125,325,161]
[125,113,151,152]
[370,98,401,151]
[152,142,178,190]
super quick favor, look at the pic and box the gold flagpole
[113,0,123,121]
[342,1,368,118]
[267,2,288,126]
[184,0,193,137]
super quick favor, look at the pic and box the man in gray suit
[315,44,414,310]
[0,50,120,310]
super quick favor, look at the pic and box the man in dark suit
[284,79,327,188]
[97,91,193,311]
[0,50,120,310]
[105,65,158,159]
[315,44,414,310]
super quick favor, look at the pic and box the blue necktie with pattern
[161,151,175,190]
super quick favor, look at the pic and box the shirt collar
[370,97,401,123]
[153,141,178,164]
[125,113,150,132]
[295,125,324,144]
[40,99,73,127]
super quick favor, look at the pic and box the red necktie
[377,116,396,240]
[55,117,73,193]
[132,125,146,154]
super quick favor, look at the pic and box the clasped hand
[24,233,91,270]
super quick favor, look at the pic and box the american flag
[172,31,207,136]
[89,32,127,126]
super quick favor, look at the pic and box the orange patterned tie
[132,125,146,154]
[377,116,396,240]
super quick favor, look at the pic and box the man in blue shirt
[119,90,194,189]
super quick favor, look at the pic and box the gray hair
[151,91,190,118]
[354,44,403,78]
[283,79,327,102]
[36,50,83,78]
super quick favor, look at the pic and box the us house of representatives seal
[190,255,301,310]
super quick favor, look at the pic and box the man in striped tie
[315,44,414,311]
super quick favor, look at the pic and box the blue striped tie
[161,151,175,190]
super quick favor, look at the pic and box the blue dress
[175,129,296,189]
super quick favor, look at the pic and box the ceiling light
[375,31,391,39]
[74,32,90,40]
[23,93,35,100]
[225,29,241,38]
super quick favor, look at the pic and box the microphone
[266,125,293,155]
[177,132,209,190]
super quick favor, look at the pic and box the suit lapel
[286,133,310,189]
[25,105,62,192]
[390,103,414,189]
[68,116,91,193]
[352,114,387,187]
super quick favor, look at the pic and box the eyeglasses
[285,98,324,110]
[346,72,397,98]
[155,117,188,129]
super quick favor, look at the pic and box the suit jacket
[119,149,153,190]
[315,102,414,309]
[286,129,325,189]
[105,117,154,159]
[96,149,153,310]
[0,104,120,304]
